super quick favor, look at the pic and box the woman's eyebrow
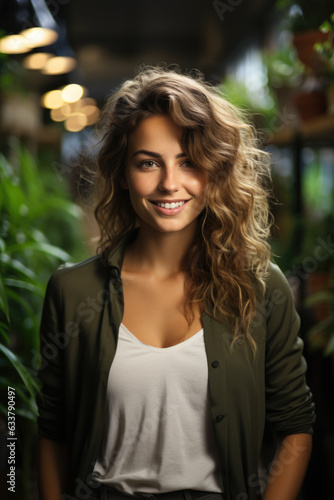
[132,149,187,159]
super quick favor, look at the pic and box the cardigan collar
[106,228,140,271]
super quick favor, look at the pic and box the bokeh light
[65,113,88,132]
[0,34,31,54]
[61,84,85,103]
[22,53,53,70]
[42,56,77,75]
[21,28,58,48]
[41,90,64,109]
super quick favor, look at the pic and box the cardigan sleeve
[265,263,315,436]
[36,271,67,442]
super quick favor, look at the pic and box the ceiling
[0,0,276,105]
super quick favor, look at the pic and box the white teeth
[156,201,185,209]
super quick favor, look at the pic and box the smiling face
[122,114,207,236]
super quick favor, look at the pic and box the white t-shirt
[92,323,223,494]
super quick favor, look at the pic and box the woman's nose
[158,165,180,193]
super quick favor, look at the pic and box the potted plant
[276,0,332,73]
[264,42,305,116]
[275,2,334,121]
[314,14,334,112]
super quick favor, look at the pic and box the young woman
[37,67,315,500]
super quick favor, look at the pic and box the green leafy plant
[220,75,278,131]
[0,140,89,498]
[264,43,305,89]
[276,0,333,32]
[314,14,334,78]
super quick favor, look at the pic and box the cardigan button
[211,360,219,368]
[215,414,224,423]
[113,279,122,289]
[110,267,120,277]
[110,267,122,289]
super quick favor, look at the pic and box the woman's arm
[38,437,68,500]
[263,265,315,498]
[37,272,68,500]
[263,433,312,500]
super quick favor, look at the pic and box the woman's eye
[138,160,158,169]
[182,160,196,168]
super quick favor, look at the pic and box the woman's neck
[123,223,197,279]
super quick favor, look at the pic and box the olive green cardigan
[37,231,315,500]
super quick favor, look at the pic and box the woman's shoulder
[46,254,110,301]
[54,253,106,277]
[265,261,291,295]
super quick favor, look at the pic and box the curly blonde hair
[95,66,272,352]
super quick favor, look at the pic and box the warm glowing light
[80,97,97,107]
[22,52,52,70]
[50,103,73,122]
[46,91,98,130]
[65,113,88,132]
[50,107,66,122]
[21,27,58,48]
[41,90,64,109]
[81,105,99,125]
[67,98,95,113]
[81,105,98,116]
[59,103,73,117]
[0,35,31,54]
[42,56,77,75]
[61,84,85,103]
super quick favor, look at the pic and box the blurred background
[0,0,333,498]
